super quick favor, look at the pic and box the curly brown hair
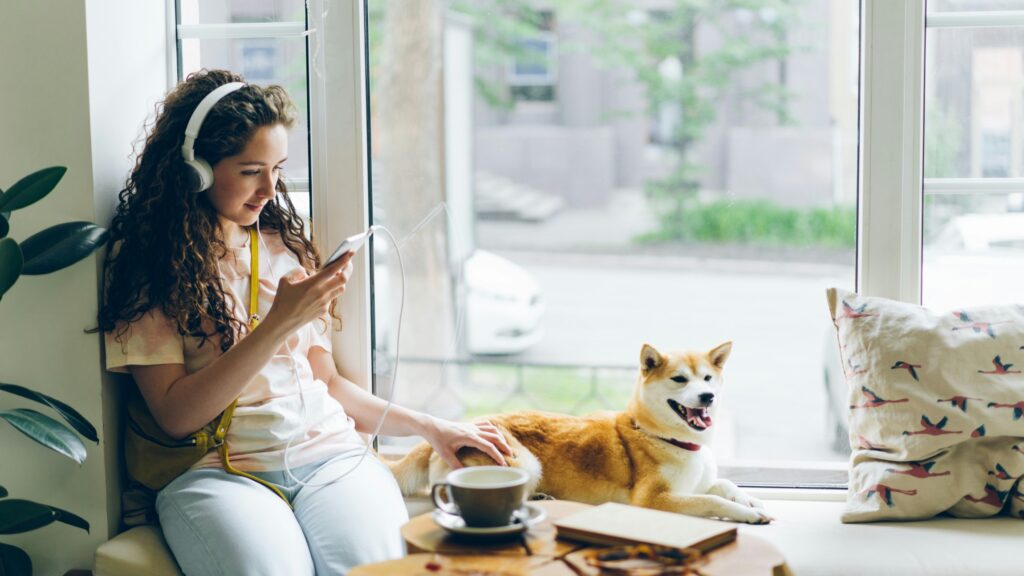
[96,69,327,353]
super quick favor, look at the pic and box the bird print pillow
[827,288,1024,523]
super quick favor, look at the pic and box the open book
[554,502,737,552]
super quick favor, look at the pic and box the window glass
[367,0,860,469]
[178,0,305,25]
[923,28,1024,179]
[923,194,1024,310]
[922,24,1024,309]
[929,0,1024,12]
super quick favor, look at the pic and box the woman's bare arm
[129,254,353,438]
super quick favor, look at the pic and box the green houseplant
[0,167,107,575]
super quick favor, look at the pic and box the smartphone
[323,229,374,268]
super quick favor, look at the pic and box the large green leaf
[0,384,97,442]
[19,222,108,276]
[0,238,22,300]
[0,409,86,464]
[0,500,88,536]
[0,486,6,498]
[0,213,8,239]
[0,499,56,534]
[0,167,66,213]
[40,504,88,533]
[0,543,31,576]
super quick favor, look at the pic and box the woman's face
[206,123,289,237]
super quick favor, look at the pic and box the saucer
[431,502,547,537]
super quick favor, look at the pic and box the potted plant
[0,166,107,575]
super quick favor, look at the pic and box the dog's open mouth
[667,399,712,431]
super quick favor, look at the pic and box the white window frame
[858,0,925,304]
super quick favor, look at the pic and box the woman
[97,69,510,575]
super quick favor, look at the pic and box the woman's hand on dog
[422,418,514,469]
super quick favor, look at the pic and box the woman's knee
[157,470,315,576]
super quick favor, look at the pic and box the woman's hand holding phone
[263,254,352,337]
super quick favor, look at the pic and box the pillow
[826,288,1024,523]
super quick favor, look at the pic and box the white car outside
[373,247,544,357]
[462,249,544,355]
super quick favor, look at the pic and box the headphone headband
[181,82,246,162]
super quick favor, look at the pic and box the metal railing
[375,354,636,417]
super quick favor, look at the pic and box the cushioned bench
[94,497,1024,575]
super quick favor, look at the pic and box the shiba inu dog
[388,342,772,524]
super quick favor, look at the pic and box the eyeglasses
[581,543,705,575]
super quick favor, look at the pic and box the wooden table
[350,500,791,576]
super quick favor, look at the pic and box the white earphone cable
[253,200,465,489]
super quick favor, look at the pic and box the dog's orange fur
[388,342,772,524]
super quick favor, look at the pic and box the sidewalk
[475,189,856,273]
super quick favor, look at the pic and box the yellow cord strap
[214,228,289,505]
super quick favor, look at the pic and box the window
[921,4,1024,311]
[364,0,861,485]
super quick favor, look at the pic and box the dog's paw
[732,506,774,524]
[730,492,767,512]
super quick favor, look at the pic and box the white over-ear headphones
[180,81,246,193]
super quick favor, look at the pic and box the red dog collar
[658,437,702,452]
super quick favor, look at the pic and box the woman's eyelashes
[241,165,284,177]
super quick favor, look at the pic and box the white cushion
[749,499,1024,576]
[827,288,1024,522]
[94,525,181,576]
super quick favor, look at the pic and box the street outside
[488,249,852,463]
[469,191,855,463]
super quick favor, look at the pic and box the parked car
[462,249,545,355]
[373,245,544,358]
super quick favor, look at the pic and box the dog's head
[628,342,732,443]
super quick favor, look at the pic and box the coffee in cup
[431,466,530,527]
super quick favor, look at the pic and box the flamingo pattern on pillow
[827,288,1024,523]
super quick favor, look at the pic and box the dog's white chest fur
[661,448,717,495]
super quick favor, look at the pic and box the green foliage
[0,168,66,213]
[0,500,89,535]
[462,363,634,418]
[0,167,109,300]
[639,198,855,248]
[0,543,31,576]
[0,166,103,575]
[0,238,22,301]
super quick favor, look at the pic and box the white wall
[0,1,168,574]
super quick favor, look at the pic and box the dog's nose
[699,393,715,406]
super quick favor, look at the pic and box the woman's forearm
[326,374,435,438]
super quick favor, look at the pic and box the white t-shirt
[104,230,364,472]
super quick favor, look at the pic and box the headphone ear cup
[184,157,215,193]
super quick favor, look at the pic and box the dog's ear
[708,341,733,370]
[640,343,664,374]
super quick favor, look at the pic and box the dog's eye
[670,375,688,384]
[703,375,712,382]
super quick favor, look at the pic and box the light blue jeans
[156,449,408,576]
